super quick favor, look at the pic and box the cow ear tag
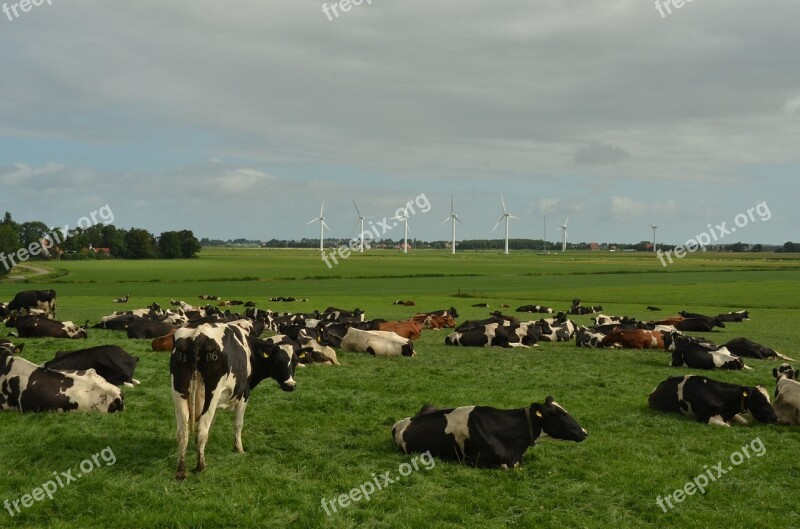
[262,352,269,359]
[535,411,543,418]
[743,391,749,397]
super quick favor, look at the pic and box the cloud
[574,143,631,165]
[0,162,65,185]
[784,94,800,114]
[610,195,678,221]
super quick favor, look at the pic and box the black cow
[678,312,726,330]
[663,333,746,370]
[648,375,777,426]
[44,346,139,387]
[170,320,298,479]
[723,337,794,361]
[7,289,57,318]
[392,397,587,469]
[126,319,176,339]
[717,310,750,322]
[0,303,9,320]
[9,315,86,339]
[646,306,662,311]
[675,318,724,332]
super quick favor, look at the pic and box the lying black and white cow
[717,310,750,322]
[170,320,298,479]
[391,397,587,469]
[126,318,176,339]
[538,316,576,342]
[265,333,339,366]
[663,332,748,371]
[722,337,794,361]
[648,375,777,426]
[773,364,800,425]
[9,315,87,339]
[44,346,140,387]
[6,289,57,318]
[113,295,130,304]
[515,305,553,314]
[0,341,123,413]
[677,312,726,331]
[575,326,619,348]
[340,328,415,356]
[445,324,513,348]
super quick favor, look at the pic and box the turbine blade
[501,194,507,214]
[353,200,361,217]
[456,217,464,225]
[492,218,503,232]
[306,218,319,225]
[450,194,454,215]
[508,215,518,220]
[564,217,569,226]
[440,217,450,226]
[322,221,330,231]
[320,201,325,217]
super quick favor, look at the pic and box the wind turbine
[306,201,330,253]
[352,201,372,252]
[391,200,412,254]
[555,217,568,252]
[440,194,463,254]
[649,223,658,252]
[492,194,517,255]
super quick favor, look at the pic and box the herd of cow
[2,289,799,475]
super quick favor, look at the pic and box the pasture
[1,249,799,529]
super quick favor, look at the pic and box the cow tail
[188,348,200,435]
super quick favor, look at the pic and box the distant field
[1,249,799,529]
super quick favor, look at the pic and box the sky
[1,0,798,246]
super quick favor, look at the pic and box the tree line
[0,212,200,276]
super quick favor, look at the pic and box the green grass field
[1,249,799,529]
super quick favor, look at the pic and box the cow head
[773,363,799,382]
[532,396,588,443]
[448,306,459,319]
[251,339,298,392]
[713,317,726,329]
[743,385,778,424]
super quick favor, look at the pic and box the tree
[781,241,800,253]
[158,231,183,259]
[102,225,127,257]
[178,230,201,258]
[123,229,156,259]
[0,224,20,275]
[18,221,50,251]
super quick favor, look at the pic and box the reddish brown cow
[411,313,456,330]
[656,316,686,326]
[602,328,665,349]
[377,321,424,340]
[151,328,177,351]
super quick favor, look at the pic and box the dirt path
[5,264,51,280]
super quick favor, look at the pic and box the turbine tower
[353,201,372,252]
[649,223,658,252]
[391,200,412,254]
[492,194,517,255]
[555,217,568,252]
[306,201,330,253]
[440,194,463,254]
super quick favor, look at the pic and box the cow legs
[233,400,248,453]
[707,415,731,427]
[732,414,749,425]
[172,391,190,480]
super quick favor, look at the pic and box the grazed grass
[0,250,798,528]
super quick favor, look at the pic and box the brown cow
[151,328,177,351]
[601,328,665,350]
[393,300,416,306]
[655,316,686,327]
[411,313,456,330]
[377,321,424,340]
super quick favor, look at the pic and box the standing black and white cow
[648,375,777,426]
[391,397,587,469]
[170,320,298,480]
[7,289,57,318]
[0,341,123,413]
[772,364,800,425]
[44,346,140,387]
